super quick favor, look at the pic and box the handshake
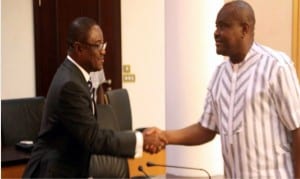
[142,127,167,154]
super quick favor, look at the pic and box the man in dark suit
[22,17,166,178]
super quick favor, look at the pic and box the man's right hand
[142,127,167,154]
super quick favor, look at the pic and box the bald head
[220,1,255,33]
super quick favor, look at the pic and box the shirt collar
[67,55,90,82]
[230,42,255,72]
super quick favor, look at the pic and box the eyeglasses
[81,42,107,51]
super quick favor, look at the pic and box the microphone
[146,161,211,179]
[138,165,150,178]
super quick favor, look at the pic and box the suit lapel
[62,59,97,119]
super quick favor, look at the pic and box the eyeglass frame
[80,41,107,51]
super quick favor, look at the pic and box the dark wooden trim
[99,0,122,89]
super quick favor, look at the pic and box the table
[1,146,30,178]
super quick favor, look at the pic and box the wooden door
[33,0,122,96]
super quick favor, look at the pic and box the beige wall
[1,0,35,99]
[165,0,224,176]
[121,0,166,130]
[248,0,292,56]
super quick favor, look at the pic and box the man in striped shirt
[146,1,300,178]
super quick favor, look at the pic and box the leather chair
[89,104,130,178]
[2,97,45,178]
[1,97,45,147]
[1,97,130,178]
[104,89,166,178]
[105,89,132,130]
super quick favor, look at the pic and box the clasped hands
[142,127,167,154]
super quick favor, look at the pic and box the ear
[73,41,84,53]
[241,22,250,38]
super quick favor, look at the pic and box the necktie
[87,80,96,115]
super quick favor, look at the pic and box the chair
[1,97,45,178]
[105,89,132,130]
[104,89,167,178]
[1,97,45,146]
[89,104,129,178]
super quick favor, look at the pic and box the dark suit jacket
[23,59,136,178]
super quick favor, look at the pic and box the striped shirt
[200,42,300,178]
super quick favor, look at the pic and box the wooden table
[1,146,30,178]
[2,147,167,178]
[128,149,166,177]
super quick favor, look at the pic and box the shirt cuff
[134,131,143,158]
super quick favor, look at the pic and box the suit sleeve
[57,81,136,157]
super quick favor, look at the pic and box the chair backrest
[105,89,132,130]
[89,104,129,178]
[1,97,45,146]
[95,104,120,130]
